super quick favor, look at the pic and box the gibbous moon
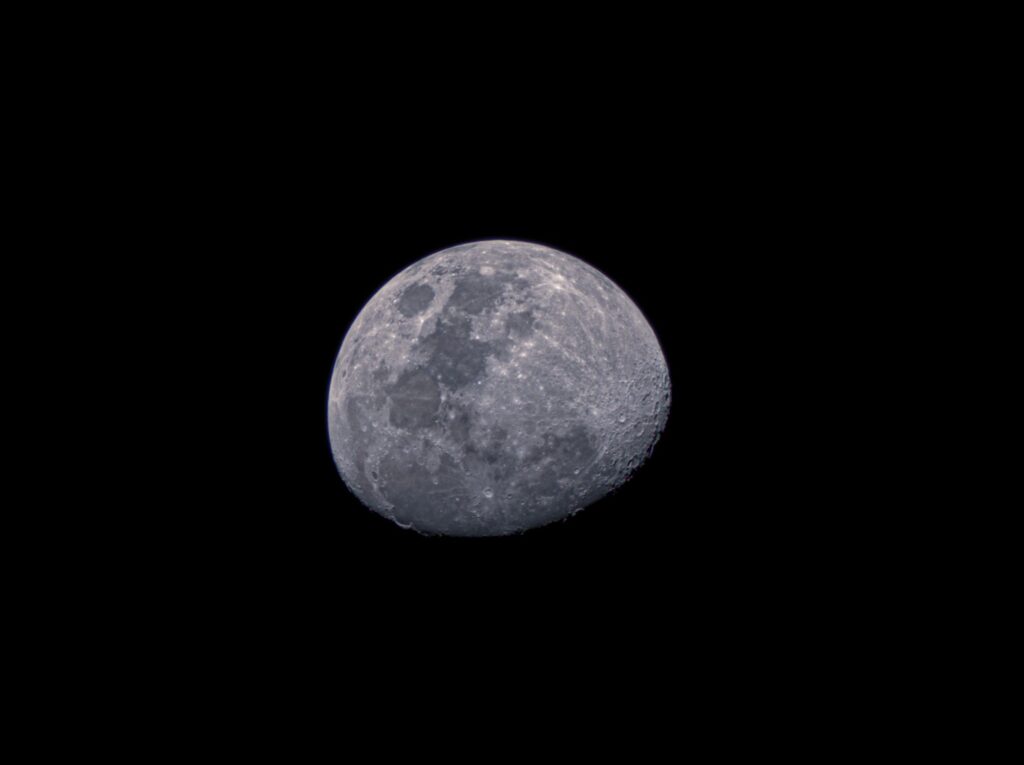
[327,241,670,536]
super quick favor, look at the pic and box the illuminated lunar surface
[327,241,670,536]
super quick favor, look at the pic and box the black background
[24,12,944,748]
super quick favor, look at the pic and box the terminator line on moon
[327,241,670,536]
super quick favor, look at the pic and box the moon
[327,241,670,536]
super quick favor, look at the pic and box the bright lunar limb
[327,241,670,536]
